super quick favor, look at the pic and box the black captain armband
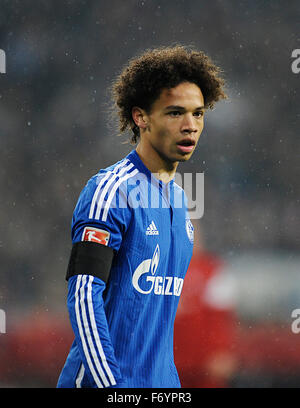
[65,241,114,283]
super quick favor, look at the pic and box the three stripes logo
[74,275,116,388]
[146,221,159,236]
[89,159,139,222]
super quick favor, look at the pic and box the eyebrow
[164,105,205,111]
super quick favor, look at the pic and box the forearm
[67,274,124,388]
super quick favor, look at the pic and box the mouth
[176,137,196,153]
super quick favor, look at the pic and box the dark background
[0,0,299,387]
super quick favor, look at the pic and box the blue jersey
[57,149,194,388]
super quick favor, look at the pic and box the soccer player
[57,45,226,388]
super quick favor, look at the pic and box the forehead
[153,82,204,110]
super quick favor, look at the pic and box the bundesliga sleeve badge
[185,219,194,244]
[82,226,110,246]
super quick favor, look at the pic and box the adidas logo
[146,221,159,235]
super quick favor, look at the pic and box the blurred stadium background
[0,0,299,387]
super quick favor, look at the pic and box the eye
[168,111,182,117]
[193,110,204,118]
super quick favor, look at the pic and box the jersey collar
[126,149,174,188]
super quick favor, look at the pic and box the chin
[178,157,191,163]
[177,152,193,162]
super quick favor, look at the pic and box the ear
[132,107,148,130]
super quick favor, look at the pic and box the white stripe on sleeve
[94,162,134,220]
[86,276,116,386]
[78,275,111,387]
[88,159,128,219]
[101,169,139,222]
[74,275,105,387]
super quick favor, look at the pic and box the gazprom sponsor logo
[132,244,184,296]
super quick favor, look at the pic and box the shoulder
[75,156,141,222]
[173,181,189,207]
[173,181,185,194]
[71,156,142,248]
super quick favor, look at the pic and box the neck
[136,143,178,184]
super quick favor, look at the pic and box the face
[135,82,205,167]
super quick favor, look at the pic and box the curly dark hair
[111,45,227,144]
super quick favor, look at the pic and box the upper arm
[65,172,131,281]
[71,172,131,251]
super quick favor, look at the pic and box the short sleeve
[71,171,131,251]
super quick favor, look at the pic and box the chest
[123,204,194,277]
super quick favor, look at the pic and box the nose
[180,113,198,134]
